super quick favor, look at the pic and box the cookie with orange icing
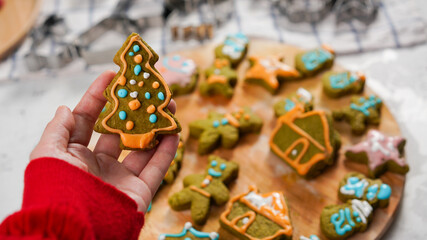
[94,33,181,150]
[270,105,341,178]
[244,56,301,94]
[199,58,238,99]
[220,186,293,240]
[273,87,314,117]
[163,138,185,184]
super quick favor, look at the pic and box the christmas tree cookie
[295,45,335,77]
[155,54,199,96]
[322,71,366,98]
[158,222,219,240]
[273,87,314,117]
[270,105,341,178]
[189,107,263,155]
[338,172,392,208]
[244,56,301,94]
[163,138,185,184]
[199,59,237,98]
[332,95,382,135]
[220,186,293,240]
[168,155,239,225]
[345,130,408,177]
[320,199,373,240]
[214,32,249,68]
[94,33,181,150]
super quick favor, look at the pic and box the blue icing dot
[284,98,296,111]
[129,52,134,56]
[172,55,181,61]
[213,120,220,128]
[182,61,189,66]
[119,111,127,120]
[149,114,157,123]
[348,177,360,184]
[221,118,228,125]
[377,184,392,200]
[353,211,359,217]
[310,235,320,240]
[184,238,191,240]
[147,202,152,212]
[134,65,142,75]
[118,89,128,98]
[211,160,218,167]
[101,106,106,112]
[158,92,165,101]
[145,92,151,99]
[133,45,140,52]
[220,163,226,170]
[356,217,362,222]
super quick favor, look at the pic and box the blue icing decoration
[284,98,296,111]
[147,202,152,212]
[330,208,355,236]
[119,111,127,120]
[208,168,222,177]
[309,235,320,240]
[213,120,220,128]
[145,92,151,99]
[353,211,359,217]
[211,160,218,167]
[342,177,368,198]
[172,55,181,61]
[220,163,226,170]
[377,184,392,200]
[350,95,381,116]
[330,72,356,89]
[162,57,191,74]
[158,92,165,101]
[158,222,218,240]
[129,52,134,56]
[224,39,244,51]
[366,184,379,200]
[182,61,189,66]
[101,106,106,112]
[133,45,140,52]
[184,238,191,240]
[149,114,157,123]
[301,48,332,71]
[134,65,142,75]
[234,32,249,42]
[118,89,128,98]
[356,217,362,222]
[221,118,228,125]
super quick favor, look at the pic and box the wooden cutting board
[125,39,404,240]
[0,0,41,60]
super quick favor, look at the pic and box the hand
[30,70,179,213]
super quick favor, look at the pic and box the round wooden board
[130,39,404,240]
[0,0,41,60]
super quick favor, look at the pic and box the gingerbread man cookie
[295,45,335,77]
[199,59,238,98]
[163,138,185,184]
[322,71,366,98]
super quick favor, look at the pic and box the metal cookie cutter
[334,0,380,25]
[274,0,335,23]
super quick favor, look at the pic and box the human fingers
[168,99,176,114]
[93,134,122,160]
[121,149,156,176]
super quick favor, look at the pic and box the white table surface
[1,17,427,240]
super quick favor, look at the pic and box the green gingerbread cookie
[163,138,185,184]
[322,71,366,98]
[295,45,335,77]
[273,87,314,117]
[214,32,249,68]
[332,95,382,135]
[189,108,263,155]
[199,59,238,98]
[168,156,239,225]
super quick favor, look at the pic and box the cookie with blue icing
[189,108,263,155]
[168,155,239,225]
[159,222,219,240]
[320,199,373,240]
[332,95,382,135]
[273,87,314,117]
[295,45,335,77]
[199,59,238,99]
[214,32,249,68]
[322,71,366,98]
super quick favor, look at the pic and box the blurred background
[0,0,426,239]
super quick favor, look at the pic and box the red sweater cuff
[0,157,144,240]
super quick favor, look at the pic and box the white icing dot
[214,69,221,75]
[210,232,219,239]
[129,79,136,85]
[158,235,166,240]
[184,222,192,230]
[242,217,249,224]
[130,91,138,98]
[203,179,211,186]
[291,149,298,156]
[143,72,150,79]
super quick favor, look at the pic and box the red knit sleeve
[0,157,144,240]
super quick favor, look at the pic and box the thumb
[30,106,75,160]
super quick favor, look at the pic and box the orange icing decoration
[147,104,156,113]
[126,121,134,130]
[201,175,213,188]
[190,186,211,198]
[129,99,141,111]
[214,58,230,68]
[244,114,250,120]
[134,54,142,63]
[245,56,300,90]
[101,35,178,149]
[239,109,244,114]
[269,106,333,175]
[321,44,335,55]
[207,75,227,84]
[138,81,144,87]
[152,81,160,89]
[178,141,183,148]
[220,186,293,238]
[356,71,366,82]
[118,76,126,86]
[235,114,241,119]
[225,113,240,127]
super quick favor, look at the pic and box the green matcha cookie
[270,106,341,179]
[332,95,382,135]
[168,155,239,225]
[189,108,263,155]
[94,33,181,150]
[214,32,249,68]
[320,199,373,240]
[220,186,293,240]
[295,45,335,77]
[273,87,314,117]
[163,138,185,184]
[338,172,392,208]
[158,222,219,240]
[322,71,365,98]
[199,59,237,98]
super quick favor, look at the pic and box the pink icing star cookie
[345,130,409,177]
[156,55,198,96]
